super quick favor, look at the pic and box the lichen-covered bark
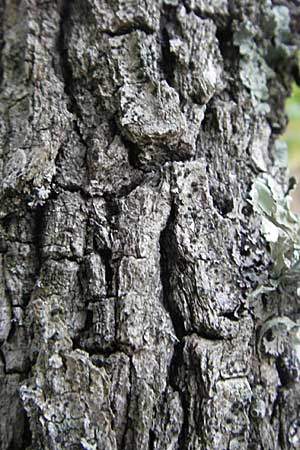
[0,1,299,449]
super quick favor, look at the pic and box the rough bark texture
[0,1,300,449]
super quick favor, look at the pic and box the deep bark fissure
[159,6,176,88]
[32,205,45,274]
[105,24,155,38]
[159,200,185,340]
[169,342,190,450]
[99,247,114,297]
[292,63,300,85]
[121,135,143,171]
[20,411,32,450]
[0,347,5,374]
[215,23,237,63]
[57,0,81,120]
[148,428,155,450]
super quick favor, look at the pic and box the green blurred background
[284,83,300,213]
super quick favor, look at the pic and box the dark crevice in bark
[40,187,60,203]
[0,234,7,253]
[103,192,121,226]
[113,258,121,345]
[148,428,155,450]
[58,0,81,120]
[117,175,145,198]
[72,335,119,356]
[106,24,154,38]
[160,190,196,447]
[276,357,296,387]
[210,186,234,216]
[215,22,238,63]
[32,205,46,279]
[0,347,5,372]
[107,117,118,143]
[42,253,80,264]
[159,6,176,87]
[292,62,300,86]
[190,328,226,341]
[1,355,33,448]
[79,344,121,360]
[83,308,93,332]
[160,201,185,340]
[168,342,190,450]
[20,411,32,450]
[200,99,218,134]
[52,183,89,198]
[121,135,143,170]
[218,310,240,322]
[98,248,114,297]
[0,213,15,234]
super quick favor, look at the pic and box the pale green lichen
[266,6,298,60]
[233,20,271,113]
[274,141,288,169]
[258,316,300,362]
[233,3,297,114]
[250,174,300,295]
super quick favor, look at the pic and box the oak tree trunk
[0,1,300,449]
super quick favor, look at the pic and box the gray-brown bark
[0,0,300,449]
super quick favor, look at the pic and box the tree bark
[0,1,299,449]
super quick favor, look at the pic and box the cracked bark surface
[0,1,300,449]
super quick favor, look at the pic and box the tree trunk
[0,1,299,449]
